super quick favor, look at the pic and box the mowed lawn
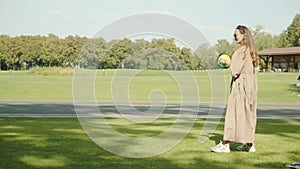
[0,70,299,169]
[0,69,299,103]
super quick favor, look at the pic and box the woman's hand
[219,58,230,65]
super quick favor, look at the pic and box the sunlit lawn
[0,70,299,103]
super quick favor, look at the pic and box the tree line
[0,34,207,70]
[0,14,299,71]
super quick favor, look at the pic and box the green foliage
[0,35,204,70]
[273,30,290,48]
[251,25,275,50]
[286,13,300,47]
[214,39,237,56]
[0,34,87,70]
[100,38,137,69]
[123,48,189,70]
[78,37,108,69]
[190,52,206,70]
[194,44,218,69]
[28,67,74,76]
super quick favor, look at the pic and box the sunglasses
[233,34,243,38]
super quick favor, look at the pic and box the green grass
[0,117,299,169]
[257,73,300,103]
[0,71,72,100]
[0,69,299,103]
[0,69,299,168]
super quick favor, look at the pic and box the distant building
[258,47,300,72]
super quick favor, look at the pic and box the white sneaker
[236,144,256,152]
[211,141,230,153]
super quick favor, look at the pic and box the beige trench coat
[223,46,258,143]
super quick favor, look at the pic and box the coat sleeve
[229,47,245,77]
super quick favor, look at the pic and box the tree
[5,36,25,70]
[62,35,87,67]
[190,52,205,70]
[214,39,237,56]
[135,39,151,50]
[0,35,10,70]
[150,38,181,56]
[78,37,108,69]
[251,25,275,50]
[273,31,289,48]
[286,13,300,47]
[194,44,218,69]
[101,38,137,69]
[123,48,188,70]
[179,47,193,69]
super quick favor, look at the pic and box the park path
[0,100,299,119]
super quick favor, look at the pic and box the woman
[211,25,259,153]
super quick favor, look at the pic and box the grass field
[0,69,299,169]
[0,118,299,169]
[0,69,299,103]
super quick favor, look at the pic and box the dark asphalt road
[0,100,299,119]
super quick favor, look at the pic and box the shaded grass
[0,117,299,169]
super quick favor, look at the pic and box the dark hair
[236,25,246,34]
[236,25,259,68]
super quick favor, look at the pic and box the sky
[0,0,299,45]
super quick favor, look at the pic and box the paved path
[0,100,299,119]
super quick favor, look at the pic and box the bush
[28,67,74,76]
